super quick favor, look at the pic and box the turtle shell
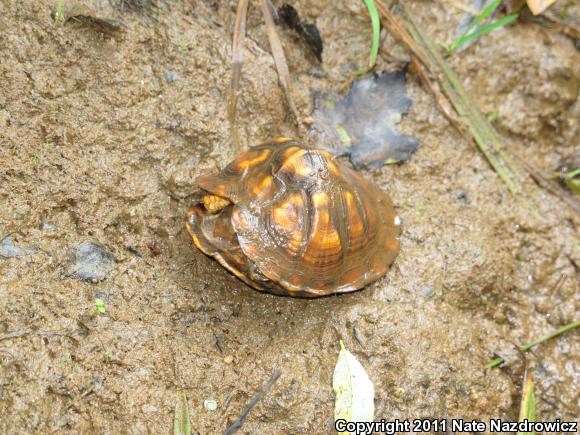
[186,138,400,297]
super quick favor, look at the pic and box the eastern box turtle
[186,138,400,297]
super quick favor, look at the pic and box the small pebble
[204,399,217,411]
[421,285,433,297]
[455,190,469,203]
[164,70,178,83]
[224,355,233,364]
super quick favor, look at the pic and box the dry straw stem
[376,1,521,193]
[259,0,300,125]
[376,1,580,212]
[228,0,249,151]
[228,0,300,150]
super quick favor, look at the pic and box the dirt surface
[1,0,578,433]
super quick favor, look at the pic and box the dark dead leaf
[309,70,419,169]
[278,4,323,62]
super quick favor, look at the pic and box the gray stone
[0,236,37,258]
[69,242,115,283]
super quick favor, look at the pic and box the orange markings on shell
[280,146,301,160]
[278,148,336,179]
[234,148,272,171]
[279,150,315,178]
[343,190,366,251]
[327,161,340,176]
[301,191,342,266]
[270,192,304,254]
[251,174,274,197]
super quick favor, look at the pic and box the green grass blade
[488,320,580,368]
[95,298,106,314]
[362,0,380,69]
[562,168,580,193]
[521,320,580,351]
[463,0,500,35]
[54,0,64,25]
[487,357,504,368]
[449,0,501,51]
[174,392,192,435]
[173,404,180,434]
[451,14,519,52]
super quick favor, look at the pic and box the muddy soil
[0,0,578,433]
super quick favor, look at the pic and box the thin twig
[0,322,89,342]
[228,0,249,152]
[0,329,32,341]
[260,0,300,125]
[223,370,281,435]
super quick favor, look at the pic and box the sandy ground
[0,0,578,433]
